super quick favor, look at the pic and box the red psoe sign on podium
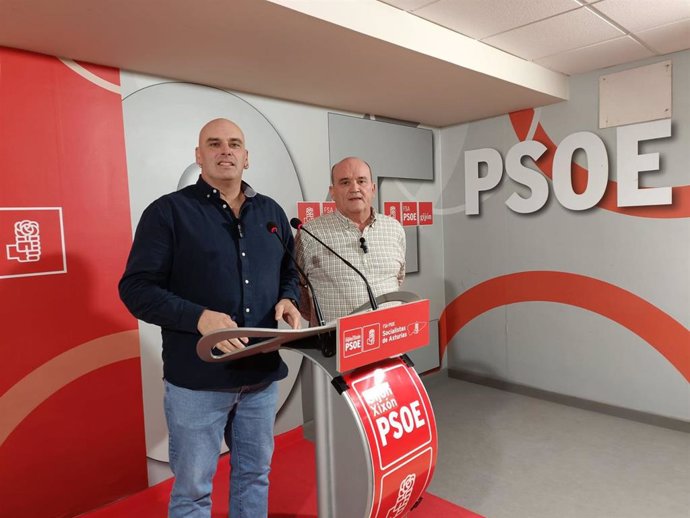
[336,300,430,373]
[343,357,438,518]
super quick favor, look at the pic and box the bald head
[198,118,245,147]
[330,157,372,185]
[329,156,376,225]
[195,118,249,189]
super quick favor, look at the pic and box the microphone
[290,218,378,311]
[359,237,368,253]
[266,222,326,329]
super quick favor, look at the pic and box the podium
[197,293,438,518]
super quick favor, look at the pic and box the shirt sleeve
[277,210,301,306]
[397,223,406,287]
[294,229,314,323]
[118,200,206,333]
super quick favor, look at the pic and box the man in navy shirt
[119,118,301,518]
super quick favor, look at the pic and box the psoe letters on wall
[464,119,672,215]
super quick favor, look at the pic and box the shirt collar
[195,175,257,200]
[333,208,377,229]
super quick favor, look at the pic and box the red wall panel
[0,48,147,518]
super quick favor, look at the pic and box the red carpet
[81,427,483,517]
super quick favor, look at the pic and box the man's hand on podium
[197,309,249,353]
[275,298,302,330]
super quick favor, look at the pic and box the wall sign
[465,119,673,215]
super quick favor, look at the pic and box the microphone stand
[291,218,378,312]
[267,222,333,356]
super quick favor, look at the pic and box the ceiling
[0,0,687,127]
[382,0,690,75]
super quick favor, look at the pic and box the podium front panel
[342,357,438,518]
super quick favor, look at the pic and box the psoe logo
[363,323,380,352]
[401,202,418,226]
[406,321,427,335]
[7,220,41,262]
[296,202,321,223]
[1,208,66,279]
[384,201,401,223]
[386,473,417,518]
[343,327,363,357]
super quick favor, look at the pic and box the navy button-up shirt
[119,177,300,390]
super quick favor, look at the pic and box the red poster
[0,48,147,518]
[337,300,430,373]
[343,358,437,518]
[418,202,433,225]
[297,201,321,223]
[384,202,402,222]
[401,202,418,226]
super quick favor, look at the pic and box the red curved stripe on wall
[509,110,690,218]
[438,271,690,382]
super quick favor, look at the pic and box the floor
[422,372,690,518]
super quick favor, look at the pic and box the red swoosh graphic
[438,271,690,382]
[509,109,690,218]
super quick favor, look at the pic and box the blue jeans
[164,380,279,518]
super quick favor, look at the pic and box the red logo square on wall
[321,202,336,215]
[418,202,433,225]
[401,202,418,226]
[384,202,402,222]
[0,207,66,279]
[297,202,321,223]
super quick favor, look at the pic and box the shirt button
[241,252,246,257]
[245,307,251,313]
[213,189,217,193]
[245,279,249,284]
[222,204,227,209]
[206,194,210,198]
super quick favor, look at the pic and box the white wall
[439,50,690,421]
